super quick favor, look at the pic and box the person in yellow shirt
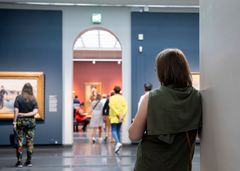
[109,86,128,153]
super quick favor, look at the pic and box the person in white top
[137,82,153,110]
[90,94,104,143]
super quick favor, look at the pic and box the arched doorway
[72,27,122,137]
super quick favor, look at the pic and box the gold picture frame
[0,72,44,120]
[192,72,200,90]
[84,82,102,113]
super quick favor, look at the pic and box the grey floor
[0,130,200,171]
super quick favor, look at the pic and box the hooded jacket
[147,85,202,144]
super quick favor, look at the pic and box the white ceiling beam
[0,0,199,7]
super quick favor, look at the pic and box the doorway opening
[72,27,122,139]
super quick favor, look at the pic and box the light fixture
[138,34,144,40]
[139,46,143,53]
[92,60,96,64]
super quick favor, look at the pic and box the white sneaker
[92,137,96,144]
[114,143,122,153]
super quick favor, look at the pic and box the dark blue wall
[131,12,199,117]
[0,9,62,145]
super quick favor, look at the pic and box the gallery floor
[0,130,200,171]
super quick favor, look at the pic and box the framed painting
[84,82,102,113]
[0,72,44,120]
[192,72,200,90]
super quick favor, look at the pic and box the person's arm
[18,99,38,117]
[128,93,149,141]
[13,108,19,129]
[119,98,128,122]
[79,108,87,116]
[18,108,38,117]
[13,96,19,129]
[137,95,144,110]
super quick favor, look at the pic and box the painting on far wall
[192,72,200,90]
[84,82,102,113]
[0,72,44,120]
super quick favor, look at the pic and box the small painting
[84,82,102,113]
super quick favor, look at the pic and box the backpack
[102,99,109,116]
[9,129,18,148]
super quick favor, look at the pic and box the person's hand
[119,115,124,123]
[18,113,24,117]
[13,122,17,130]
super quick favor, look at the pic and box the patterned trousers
[16,118,36,162]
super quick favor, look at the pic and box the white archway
[62,23,131,145]
[72,27,123,137]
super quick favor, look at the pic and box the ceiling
[0,0,199,7]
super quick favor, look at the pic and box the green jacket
[147,85,202,143]
[134,85,202,171]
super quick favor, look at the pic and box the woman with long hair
[129,49,202,171]
[89,93,104,143]
[13,83,38,168]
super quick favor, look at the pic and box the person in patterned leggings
[13,83,38,168]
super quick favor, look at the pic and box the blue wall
[0,9,62,145]
[131,12,199,117]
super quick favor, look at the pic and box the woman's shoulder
[92,100,97,104]
[191,87,201,97]
[148,88,161,97]
[15,95,22,101]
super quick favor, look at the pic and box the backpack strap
[92,100,100,110]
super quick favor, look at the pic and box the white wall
[62,6,132,144]
[200,0,240,170]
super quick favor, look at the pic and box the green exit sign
[92,13,102,24]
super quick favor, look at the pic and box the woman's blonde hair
[156,48,192,87]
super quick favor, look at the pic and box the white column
[200,0,240,170]
[122,44,131,144]
[62,11,74,145]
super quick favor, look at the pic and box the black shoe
[15,161,23,168]
[104,136,108,143]
[24,161,32,167]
